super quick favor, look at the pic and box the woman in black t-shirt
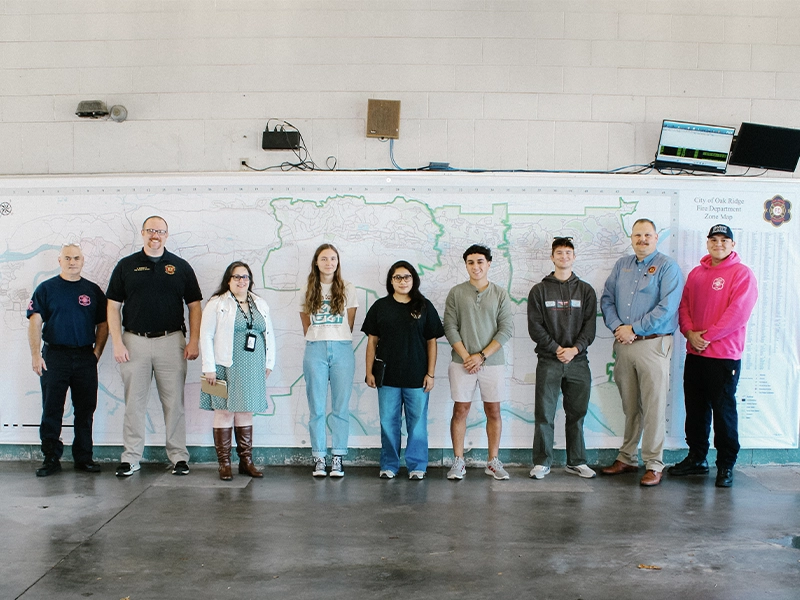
[362,261,444,480]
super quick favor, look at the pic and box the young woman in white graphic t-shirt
[299,244,358,478]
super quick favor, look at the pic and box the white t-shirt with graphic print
[300,281,359,341]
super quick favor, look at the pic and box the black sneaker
[74,460,101,473]
[715,468,734,488]
[329,455,344,477]
[115,462,141,477]
[36,459,62,477]
[172,460,190,476]
[668,454,709,476]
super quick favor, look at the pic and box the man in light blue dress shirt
[599,219,684,487]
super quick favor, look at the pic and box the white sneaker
[447,457,466,480]
[485,457,510,480]
[408,470,425,480]
[529,465,550,479]
[379,469,395,479]
[312,457,327,477]
[565,464,597,478]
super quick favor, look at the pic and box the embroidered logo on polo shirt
[78,295,91,306]
[165,264,176,275]
[647,266,657,274]
[712,277,725,291]
[28,299,33,310]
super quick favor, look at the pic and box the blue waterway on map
[0,244,61,262]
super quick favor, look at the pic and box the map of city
[1,174,797,453]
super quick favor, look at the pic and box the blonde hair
[303,244,346,316]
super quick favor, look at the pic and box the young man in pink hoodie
[669,224,758,488]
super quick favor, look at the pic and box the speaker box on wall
[366,99,401,139]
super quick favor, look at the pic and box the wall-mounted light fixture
[75,100,127,122]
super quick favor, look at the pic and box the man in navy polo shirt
[107,216,202,477]
[27,243,109,477]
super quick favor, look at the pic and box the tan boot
[234,425,263,477]
[213,428,233,481]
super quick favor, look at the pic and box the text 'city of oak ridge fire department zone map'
[1,188,667,451]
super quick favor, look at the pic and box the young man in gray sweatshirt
[444,244,514,480]
[527,237,597,480]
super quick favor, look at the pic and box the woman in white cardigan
[200,261,276,480]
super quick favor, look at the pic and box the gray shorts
[448,362,506,403]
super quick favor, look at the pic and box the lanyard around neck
[234,293,254,330]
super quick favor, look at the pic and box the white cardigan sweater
[200,292,276,374]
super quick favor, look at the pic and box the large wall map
[1,174,797,453]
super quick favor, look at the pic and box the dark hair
[632,218,656,232]
[551,237,575,253]
[142,215,168,231]
[385,260,426,316]
[462,244,492,262]
[212,261,254,298]
[303,243,346,316]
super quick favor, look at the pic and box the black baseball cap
[707,224,734,240]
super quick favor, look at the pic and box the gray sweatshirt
[527,272,597,357]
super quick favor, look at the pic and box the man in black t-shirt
[106,216,202,477]
[27,243,109,477]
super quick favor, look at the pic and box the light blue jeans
[303,341,355,458]
[377,385,429,473]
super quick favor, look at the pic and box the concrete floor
[3,462,800,600]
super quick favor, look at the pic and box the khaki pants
[120,331,189,465]
[612,335,673,472]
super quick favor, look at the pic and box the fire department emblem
[165,264,176,275]
[78,294,91,306]
[712,277,725,291]
[647,266,657,274]
[763,195,792,227]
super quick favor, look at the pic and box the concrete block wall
[1,0,800,175]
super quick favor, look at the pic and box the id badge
[244,332,257,352]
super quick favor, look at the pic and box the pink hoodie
[678,251,758,360]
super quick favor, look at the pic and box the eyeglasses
[144,228,168,236]
[231,274,250,281]
[553,236,573,242]
[392,274,413,282]
[61,242,82,248]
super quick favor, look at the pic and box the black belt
[46,343,94,351]
[126,329,182,338]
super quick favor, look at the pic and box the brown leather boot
[213,428,233,481]
[234,425,263,477]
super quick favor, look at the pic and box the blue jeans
[303,341,355,457]
[377,386,429,473]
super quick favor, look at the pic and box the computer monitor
[728,122,800,172]
[654,120,736,174]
